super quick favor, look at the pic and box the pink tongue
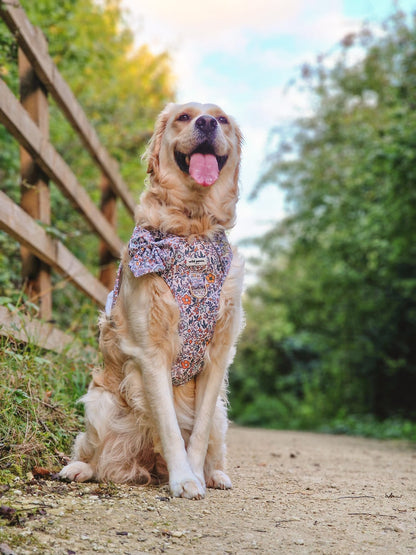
[189,153,219,186]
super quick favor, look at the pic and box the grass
[319,414,416,441]
[0,335,96,483]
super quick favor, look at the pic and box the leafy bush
[230,8,416,436]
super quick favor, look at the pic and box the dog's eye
[178,113,190,121]
[217,116,229,124]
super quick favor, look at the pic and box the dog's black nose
[195,115,218,134]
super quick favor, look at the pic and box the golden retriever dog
[60,102,244,499]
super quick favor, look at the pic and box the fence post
[18,28,52,321]
[99,174,117,289]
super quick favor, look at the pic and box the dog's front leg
[139,361,206,499]
[121,275,205,499]
[186,358,228,486]
[187,261,244,488]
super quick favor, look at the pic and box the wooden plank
[0,0,136,217]
[99,174,118,289]
[19,43,53,321]
[0,79,124,259]
[0,191,109,307]
[0,306,98,360]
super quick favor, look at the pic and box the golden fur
[60,102,244,499]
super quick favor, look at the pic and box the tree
[230,9,416,430]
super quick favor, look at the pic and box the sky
[122,0,415,269]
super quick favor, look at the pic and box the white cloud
[121,0,376,257]
[290,11,361,44]
[122,0,352,56]
[124,0,305,37]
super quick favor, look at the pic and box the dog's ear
[233,118,244,157]
[144,104,174,175]
[231,117,244,184]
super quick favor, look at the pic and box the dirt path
[1,427,415,554]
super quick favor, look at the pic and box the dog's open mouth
[174,142,228,187]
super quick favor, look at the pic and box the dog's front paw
[60,461,94,482]
[170,474,206,500]
[206,470,232,490]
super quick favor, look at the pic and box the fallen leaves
[0,503,48,526]
[32,466,59,480]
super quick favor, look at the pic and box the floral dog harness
[110,226,233,386]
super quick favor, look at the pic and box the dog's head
[141,102,242,233]
[146,102,242,188]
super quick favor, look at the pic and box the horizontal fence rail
[0,0,136,216]
[0,0,136,353]
[0,80,124,258]
[0,192,109,306]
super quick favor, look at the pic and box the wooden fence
[0,1,135,353]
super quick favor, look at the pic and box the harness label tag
[185,254,207,269]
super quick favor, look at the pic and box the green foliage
[19,0,174,192]
[320,414,416,440]
[230,9,416,437]
[0,336,94,479]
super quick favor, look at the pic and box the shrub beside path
[0,426,415,554]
